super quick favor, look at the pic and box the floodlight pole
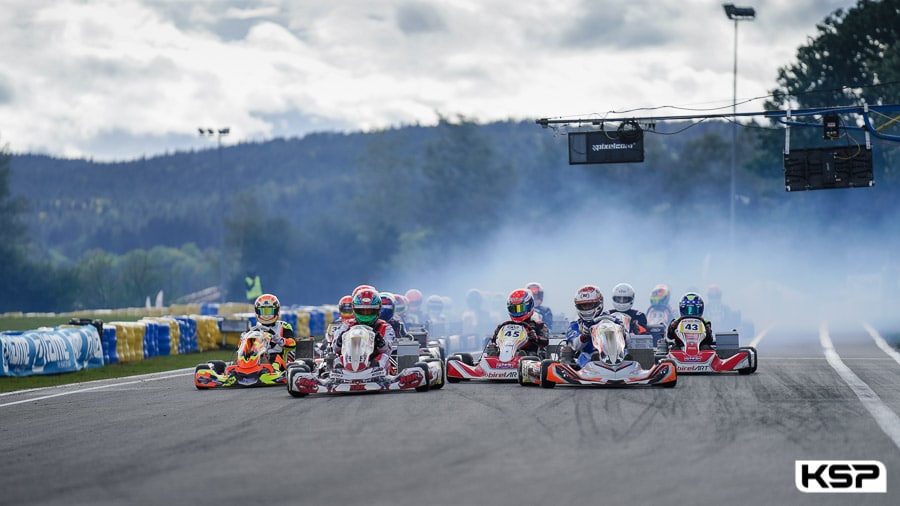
[723,4,755,255]
[199,127,230,303]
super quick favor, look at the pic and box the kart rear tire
[414,361,431,392]
[738,347,758,375]
[423,358,445,390]
[209,360,227,375]
[540,359,556,389]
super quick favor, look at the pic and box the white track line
[862,323,900,368]
[819,323,900,452]
[0,370,191,408]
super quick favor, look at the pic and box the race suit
[534,305,554,329]
[666,315,715,350]
[490,314,549,355]
[251,320,296,366]
[332,318,396,370]
[566,314,625,368]
[604,308,649,335]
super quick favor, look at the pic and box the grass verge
[0,349,234,393]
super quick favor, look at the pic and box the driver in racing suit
[666,292,715,350]
[331,288,396,370]
[561,285,626,368]
[251,293,296,370]
[485,289,549,356]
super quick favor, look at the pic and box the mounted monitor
[784,145,873,192]
[568,128,644,165]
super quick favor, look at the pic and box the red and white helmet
[506,289,535,323]
[338,295,354,322]
[574,285,603,322]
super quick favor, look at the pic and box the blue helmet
[379,292,395,321]
[679,292,704,317]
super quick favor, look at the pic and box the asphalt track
[2,323,899,506]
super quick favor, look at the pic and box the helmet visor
[508,303,528,317]
[683,305,701,316]
[575,301,599,312]
[257,306,277,316]
[612,296,632,304]
[355,307,380,317]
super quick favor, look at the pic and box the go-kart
[286,324,444,397]
[446,321,541,382]
[655,317,757,374]
[520,317,677,388]
[194,328,297,388]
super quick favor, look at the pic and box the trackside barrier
[0,325,104,376]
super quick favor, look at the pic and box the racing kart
[446,321,541,382]
[286,324,444,397]
[654,317,757,374]
[520,317,677,388]
[194,328,297,388]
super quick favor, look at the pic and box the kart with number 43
[655,317,757,374]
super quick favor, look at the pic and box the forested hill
[6,118,900,311]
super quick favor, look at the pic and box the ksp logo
[795,460,886,493]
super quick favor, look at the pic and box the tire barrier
[0,304,340,376]
[0,325,104,377]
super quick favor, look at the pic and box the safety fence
[0,304,339,377]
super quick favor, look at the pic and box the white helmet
[611,283,635,312]
[574,285,603,321]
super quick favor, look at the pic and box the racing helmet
[379,292,395,321]
[338,295,354,322]
[649,284,670,306]
[611,283,636,312]
[254,293,280,325]
[393,294,408,317]
[405,289,423,311]
[426,294,443,315]
[525,282,544,304]
[507,289,535,323]
[352,284,376,297]
[352,288,382,325]
[679,292,705,317]
[574,285,603,321]
[465,288,483,310]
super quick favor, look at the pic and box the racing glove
[374,334,386,351]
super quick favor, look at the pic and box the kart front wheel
[286,368,309,398]
[518,356,539,386]
[414,362,431,392]
[423,358,445,390]
[540,359,556,389]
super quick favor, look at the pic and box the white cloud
[0,0,857,160]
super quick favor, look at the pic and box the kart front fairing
[194,330,285,388]
[446,322,530,381]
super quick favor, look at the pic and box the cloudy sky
[0,0,857,161]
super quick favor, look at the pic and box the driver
[332,287,396,370]
[665,292,715,350]
[562,285,625,368]
[251,293,296,369]
[485,289,549,356]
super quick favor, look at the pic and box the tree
[768,0,900,110]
